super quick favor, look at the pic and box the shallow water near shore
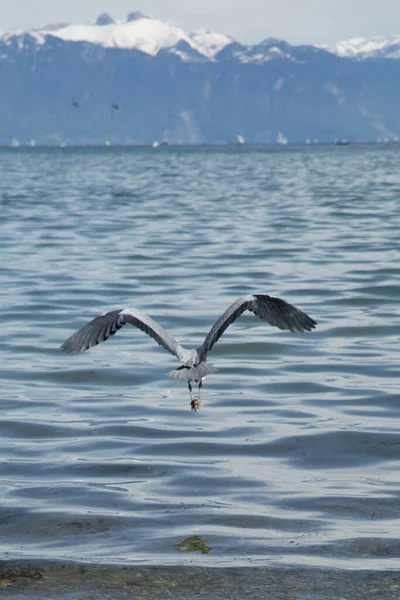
[0,144,400,571]
[1,561,400,599]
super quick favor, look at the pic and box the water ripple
[0,145,399,569]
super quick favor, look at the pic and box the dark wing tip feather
[253,294,317,332]
[60,310,123,353]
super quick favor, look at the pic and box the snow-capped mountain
[2,12,400,63]
[217,38,330,64]
[33,12,233,59]
[324,35,400,60]
[0,29,46,49]
[1,11,400,145]
[188,29,234,59]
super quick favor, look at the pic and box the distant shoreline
[1,141,400,149]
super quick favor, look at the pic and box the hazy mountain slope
[1,15,400,144]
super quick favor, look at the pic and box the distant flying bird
[111,103,120,111]
[60,294,316,411]
[72,100,80,109]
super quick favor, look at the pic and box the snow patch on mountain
[42,17,186,56]
[227,39,296,64]
[36,14,232,59]
[189,29,233,58]
[324,35,400,59]
[0,30,45,49]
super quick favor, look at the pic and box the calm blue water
[0,144,400,570]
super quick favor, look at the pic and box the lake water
[1,144,400,572]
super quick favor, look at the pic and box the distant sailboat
[277,132,288,145]
[28,139,36,147]
[9,138,20,148]
[152,138,170,147]
[236,135,245,145]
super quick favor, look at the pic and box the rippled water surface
[1,145,400,570]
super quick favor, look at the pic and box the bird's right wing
[197,294,316,360]
[60,308,182,358]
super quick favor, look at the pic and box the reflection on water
[0,145,400,570]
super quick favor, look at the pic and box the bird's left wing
[197,294,316,360]
[60,308,181,358]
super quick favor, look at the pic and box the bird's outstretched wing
[197,294,316,360]
[60,308,181,357]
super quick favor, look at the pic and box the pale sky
[1,0,400,44]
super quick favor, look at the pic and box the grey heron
[60,294,316,411]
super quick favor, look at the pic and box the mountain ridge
[3,12,400,62]
[1,13,400,145]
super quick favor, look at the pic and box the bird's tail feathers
[168,362,218,382]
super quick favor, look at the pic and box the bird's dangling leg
[191,380,202,412]
[190,381,201,412]
[189,382,196,411]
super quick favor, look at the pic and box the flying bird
[60,294,316,411]
[72,100,80,109]
[111,103,120,111]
